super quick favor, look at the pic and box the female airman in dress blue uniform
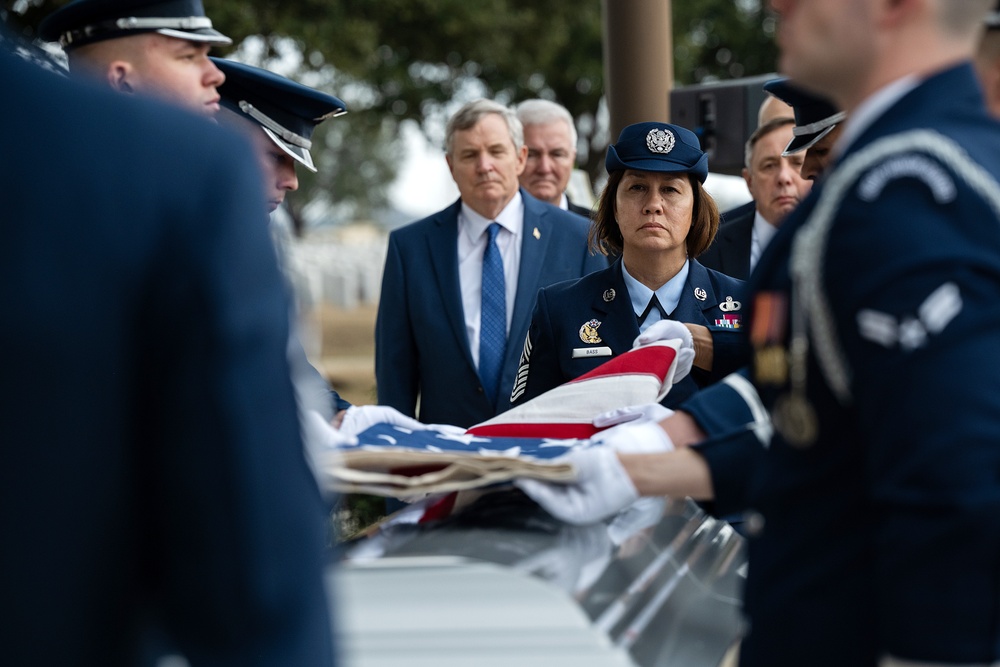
[510,122,747,409]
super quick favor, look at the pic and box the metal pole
[602,0,674,141]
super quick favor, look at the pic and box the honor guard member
[212,57,354,425]
[213,58,347,212]
[509,122,746,410]
[1,46,334,667]
[515,1,1000,665]
[38,0,230,116]
[762,77,845,181]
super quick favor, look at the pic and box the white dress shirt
[750,210,779,272]
[622,259,690,333]
[457,191,524,368]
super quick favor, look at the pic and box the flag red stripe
[467,422,600,438]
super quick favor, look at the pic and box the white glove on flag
[632,319,695,384]
[338,405,466,438]
[515,445,640,525]
[592,420,675,454]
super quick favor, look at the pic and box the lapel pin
[533,227,541,240]
[603,288,616,302]
[694,287,708,302]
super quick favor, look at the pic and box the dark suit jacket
[567,197,593,220]
[510,259,747,409]
[697,200,755,280]
[376,189,606,427]
[0,51,333,667]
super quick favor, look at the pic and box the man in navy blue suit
[517,0,1000,665]
[698,116,809,279]
[376,99,605,428]
[0,44,333,667]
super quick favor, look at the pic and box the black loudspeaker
[670,73,777,176]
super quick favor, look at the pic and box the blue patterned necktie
[479,222,507,404]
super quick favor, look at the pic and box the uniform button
[743,510,765,536]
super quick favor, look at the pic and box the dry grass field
[308,303,379,406]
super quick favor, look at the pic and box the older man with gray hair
[515,98,591,217]
[376,98,604,428]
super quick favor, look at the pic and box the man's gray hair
[515,98,578,148]
[445,99,523,156]
[744,116,796,169]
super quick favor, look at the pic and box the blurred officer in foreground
[38,0,229,115]
[0,43,334,667]
[518,1,1000,665]
[762,77,845,181]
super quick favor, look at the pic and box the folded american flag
[322,340,682,497]
[324,423,583,496]
[469,340,682,438]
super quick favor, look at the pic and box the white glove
[592,420,675,454]
[338,405,466,438]
[593,404,674,428]
[632,320,696,384]
[515,446,639,525]
[302,409,357,450]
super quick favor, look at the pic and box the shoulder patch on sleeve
[857,154,956,204]
[856,282,962,351]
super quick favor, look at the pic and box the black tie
[638,294,668,325]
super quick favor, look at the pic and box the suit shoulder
[700,263,747,294]
[539,264,614,298]
[548,207,593,236]
[387,205,457,242]
[720,200,754,224]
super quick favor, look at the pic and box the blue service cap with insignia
[606,121,708,183]
[987,0,1000,29]
[763,78,845,156]
[213,58,347,173]
[39,0,231,49]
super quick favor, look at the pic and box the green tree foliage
[673,0,779,84]
[7,0,777,230]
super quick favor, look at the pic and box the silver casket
[331,490,746,667]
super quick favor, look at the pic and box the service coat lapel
[510,190,552,338]
[588,260,640,352]
[673,260,721,324]
[719,215,753,279]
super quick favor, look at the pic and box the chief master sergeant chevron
[376,99,605,428]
